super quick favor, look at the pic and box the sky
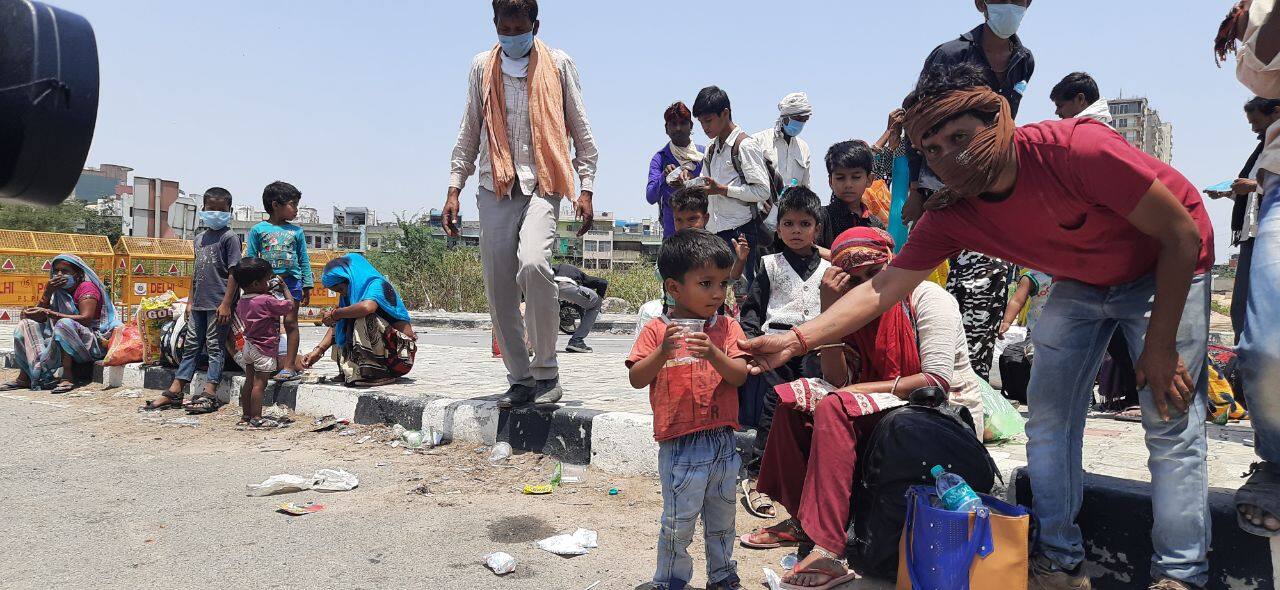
[59,0,1255,257]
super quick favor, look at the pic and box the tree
[0,198,121,240]
[0,199,90,233]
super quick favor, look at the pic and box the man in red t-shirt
[742,67,1213,590]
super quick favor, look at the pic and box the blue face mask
[782,118,805,137]
[498,31,534,58]
[199,210,232,230]
[985,4,1027,39]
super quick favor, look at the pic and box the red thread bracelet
[790,326,810,354]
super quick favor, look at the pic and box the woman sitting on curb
[300,254,416,387]
[1,255,119,394]
[738,228,983,589]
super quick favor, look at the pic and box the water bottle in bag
[931,465,982,513]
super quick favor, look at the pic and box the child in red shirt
[627,228,749,590]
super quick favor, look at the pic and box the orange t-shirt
[627,316,747,442]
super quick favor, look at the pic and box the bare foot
[782,552,850,588]
[1239,504,1280,532]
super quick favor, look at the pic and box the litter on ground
[483,552,517,575]
[536,528,598,556]
[246,469,360,496]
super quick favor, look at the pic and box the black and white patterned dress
[945,250,1010,381]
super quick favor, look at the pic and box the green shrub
[367,216,662,313]
[365,218,487,312]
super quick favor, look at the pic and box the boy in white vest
[737,187,830,518]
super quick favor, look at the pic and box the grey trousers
[557,281,601,342]
[477,186,560,385]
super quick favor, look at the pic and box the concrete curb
[1012,468,1274,590]
[92,363,639,471]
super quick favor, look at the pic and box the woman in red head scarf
[740,227,985,589]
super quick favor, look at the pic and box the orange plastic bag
[102,324,143,366]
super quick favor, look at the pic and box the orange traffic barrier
[0,230,114,322]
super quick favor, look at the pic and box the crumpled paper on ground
[536,528,598,556]
[246,469,360,496]
[483,552,517,575]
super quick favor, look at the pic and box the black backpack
[844,403,999,579]
[999,339,1033,404]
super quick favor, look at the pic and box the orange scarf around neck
[482,39,576,201]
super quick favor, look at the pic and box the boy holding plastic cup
[627,228,750,590]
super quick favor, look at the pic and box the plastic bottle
[931,465,982,513]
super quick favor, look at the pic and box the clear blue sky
[62,0,1251,257]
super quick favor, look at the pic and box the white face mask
[985,4,1027,40]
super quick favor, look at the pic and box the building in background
[550,204,662,270]
[122,177,181,238]
[1108,97,1173,164]
[334,206,375,226]
[228,204,397,252]
[296,207,321,225]
[73,164,133,202]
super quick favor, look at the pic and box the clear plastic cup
[667,319,706,365]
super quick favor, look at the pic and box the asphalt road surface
[0,370,890,590]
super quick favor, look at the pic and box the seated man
[553,263,607,353]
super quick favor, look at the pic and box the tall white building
[1107,97,1173,164]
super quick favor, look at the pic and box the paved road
[0,379,891,590]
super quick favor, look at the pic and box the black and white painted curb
[93,362,666,476]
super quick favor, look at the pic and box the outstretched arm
[741,265,932,374]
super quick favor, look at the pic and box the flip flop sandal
[272,369,301,382]
[247,417,283,429]
[780,566,859,590]
[184,394,223,415]
[740,480,777,519]
[1113,405,1143,422]
[1235,461,1280,537]
[0,381,26,391]
[739,521,810,549]
[140,394,183,412]
[50,382,77,394]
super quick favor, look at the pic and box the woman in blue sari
[300,254,416,387]
[1,254,120,393]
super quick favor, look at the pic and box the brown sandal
[739,518,810,549]
[781,557,858,590]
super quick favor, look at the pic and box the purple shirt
[236,293,294,356]
[646,144,704,237]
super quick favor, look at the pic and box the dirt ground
[0,368,892,589]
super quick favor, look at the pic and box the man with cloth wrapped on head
[753,92,814,238]
[738,63,1216,590]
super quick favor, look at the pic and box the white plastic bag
[763,568,782,590]
[536,528,599,556]
[246,474,314,497]
[246,469,359,496]
[636,299,664,339]
[483,552,517,575]
[311,468,360,492]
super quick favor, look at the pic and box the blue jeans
[654,428,741,590]
[1240,175,1280,465]
[175,310,228,385]
[1026,273,1210,585]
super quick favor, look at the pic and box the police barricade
[299,249,343,324]
[113,237,194,322]
[0,230,114,322]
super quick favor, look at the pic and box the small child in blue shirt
[245,181,311,381]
